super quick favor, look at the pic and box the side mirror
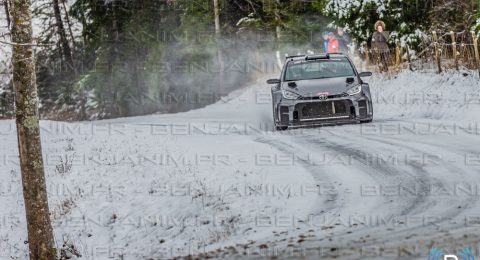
[359,72,373,77]
[267,79,281,84]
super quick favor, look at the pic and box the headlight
[346,85,362,96]
[282,90,301,100]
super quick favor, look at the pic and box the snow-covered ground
[1,70,480,259]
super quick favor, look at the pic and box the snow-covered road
[1,71,480,259]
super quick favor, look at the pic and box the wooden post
[472,31,480,77]
[405,44,413,71]
[432,31,442,73]
[451,31,458,70]
[395,40,401,68]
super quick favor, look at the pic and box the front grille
[296,100,352,120]
[299,93,348,100]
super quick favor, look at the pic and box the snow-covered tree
[430,0,478,40]
[324,0,432,47]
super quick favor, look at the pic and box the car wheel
[361,119,373,124]
[275,126,288,131]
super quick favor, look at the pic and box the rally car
[267,53,373,130]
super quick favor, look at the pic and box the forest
[0,0,479,120]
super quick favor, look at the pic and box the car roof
[285,53,348,62]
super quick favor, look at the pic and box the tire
[361,119,373,124]
[273,107,288,131]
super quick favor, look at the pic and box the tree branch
[0,39,55,46]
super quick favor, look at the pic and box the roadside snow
[0,76,318,259]
[372,70,480,122]
[0,70,479,259]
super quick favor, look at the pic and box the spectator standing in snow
[371,20,390,72]
[336,27,350,54]
[322,31,329,53]
[327,32,340,53]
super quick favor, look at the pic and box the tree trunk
[108,3,120,117]
[61,0,75,51]
[52,0,73,72]
[3,0,11,30]
[213,0,224,92]
[213,0,220,36]
[274,0,282,44]
[10,0,56,259]
[60,0,85,119]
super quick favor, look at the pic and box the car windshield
[284,58,355,81]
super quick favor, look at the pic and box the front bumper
[274,95,373,127]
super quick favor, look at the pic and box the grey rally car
[267,53,373,130]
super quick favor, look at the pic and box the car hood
[282,77,359,97]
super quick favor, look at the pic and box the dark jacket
[336,33,350,53]
[371,31,390,53]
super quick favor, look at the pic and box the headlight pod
[282,90,301,100]
[346,85,362,96]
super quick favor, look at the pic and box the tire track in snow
[319,127,477,222]
[253,137,345,216]
[285,125,480,253]
[359,134,480,227]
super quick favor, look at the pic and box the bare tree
[213,0,224,91]
[10,0,56,259]
[52,0,73,71]
[61,0,74,45]
[274,0,281,42]
[430,0,478,39]
[213,0,220,36]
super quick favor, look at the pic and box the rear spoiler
[285,53,345,61]
[305,54,330,60]
[285,54,306,60]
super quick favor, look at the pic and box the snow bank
[370,70,480,122]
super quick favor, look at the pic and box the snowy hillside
[1,70,480,259]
